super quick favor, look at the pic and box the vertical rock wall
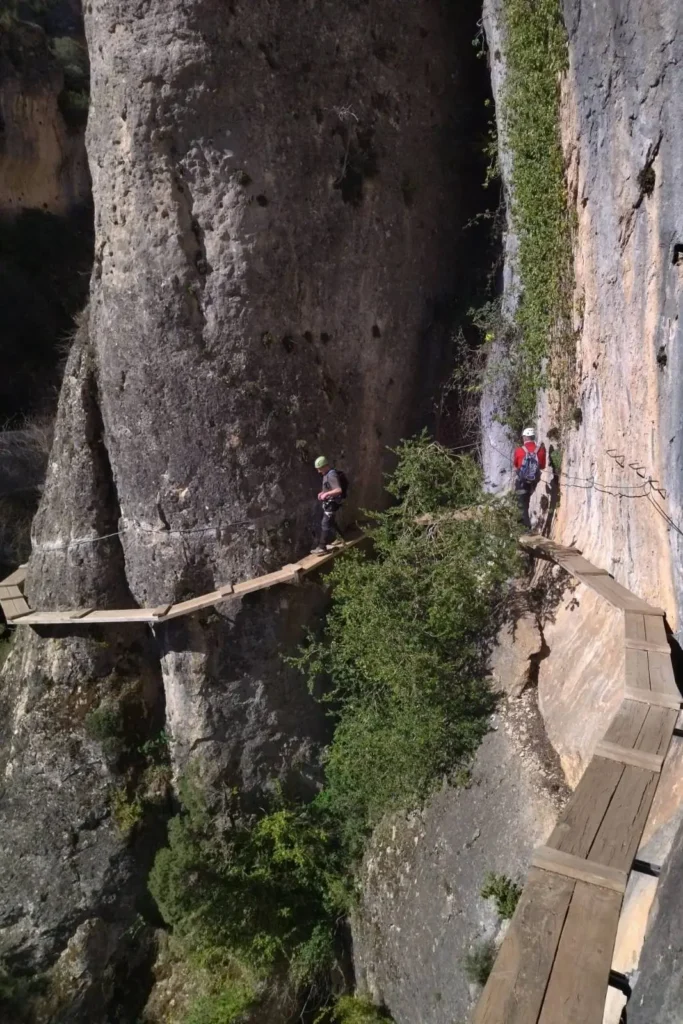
[0,0,489,1004]
[483,1,683,1018]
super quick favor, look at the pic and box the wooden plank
[645,614,668,646]
[575,574,663,613]
[624,637,671,654]
[4,597,31,619]
[553,554,609,576]
[531,846,627,893]
[634,705,677,756]
[67,607,96,620]
[0,565,27,588]
[647,651,679,697]
[547,758,624,857]
[163,590,224,619]
[74,608,157,623]
[624,687,682,710]
[604,699,649,745]
[472,868,575,1024]
[594,741,663,772]
[18,608,157,624]
[625,648,651,691]
[624,611,646,644]
[233,567,301,596]
[547,699,654,857]
[150,603,173,618]
[588,765,659,872]
[519,535,581,556]
[537,881,622,1024]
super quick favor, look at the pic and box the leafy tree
[149,783,351,992]
[295,434,521,848]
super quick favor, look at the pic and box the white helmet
[522,427,536,439]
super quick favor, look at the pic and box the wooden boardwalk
[474,535,681,1024]
[0,534,363,627]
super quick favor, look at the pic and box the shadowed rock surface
[0,0,492,1014]
[353,696,566,1024]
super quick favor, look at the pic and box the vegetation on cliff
[150,435,521,1022]
[490,0,572,432]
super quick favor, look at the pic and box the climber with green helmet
[311,455,348,554]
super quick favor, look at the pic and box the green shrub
[184,984,255,1024]
[151,436,520,1016]
[498,0,573,432]
[462,938,497,987]
[84,700,125,759]
[149,784,351,990]
[480,872,522,920]
[111,785,144,835]
[0,960,47,1021]
[294,433,521,849]
[330,996,392,1023]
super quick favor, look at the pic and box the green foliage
[111,785,144,835]
[151,437,520,1017]
[184,984,255,1024]
[462,939,497,987]
[0,960,47,1022]
[84,699,126,759]
[328,996,392,1023]
[293,434,521,849]
[499,0,573,433]
[480,872,522,920]
[149,784,351,991]
[51,36,90,128]
[139,729,170,763]
[549,447,562,474]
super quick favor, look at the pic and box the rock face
[353,696,566,1024]
[0,1,93,424]
[0,13,89,215]
[555,0,683,1011]
[0,0,490,1009]
[483,0,683,1015]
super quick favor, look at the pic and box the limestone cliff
[480,1,683,1020]
[0,0,490,1014]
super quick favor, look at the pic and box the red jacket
[513,441,546,471]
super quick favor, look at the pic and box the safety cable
[31,500,315,554]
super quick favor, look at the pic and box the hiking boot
[310,546,327,555]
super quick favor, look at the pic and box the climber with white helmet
[310,455,349,554]
[513,427,546,529]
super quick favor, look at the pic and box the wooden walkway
[474,535,681,1024]
[0,534,363,627]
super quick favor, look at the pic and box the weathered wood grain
[472,868,575,1024]
[532,846,627,892]
[594,740,663,772]
[626,647,651,691]
[537,882,622,1024]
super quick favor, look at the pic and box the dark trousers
[320,501,344,546]
[516,484,535,529]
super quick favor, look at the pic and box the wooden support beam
[624,687,682,710]
[531,846,628,893]
[624,637,671,654]
[151,603,173,618]
[594,740,664,773]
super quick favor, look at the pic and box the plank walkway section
[473,535,681,1024]
[0,534,364,627]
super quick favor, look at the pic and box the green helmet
[314,455,329,469]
